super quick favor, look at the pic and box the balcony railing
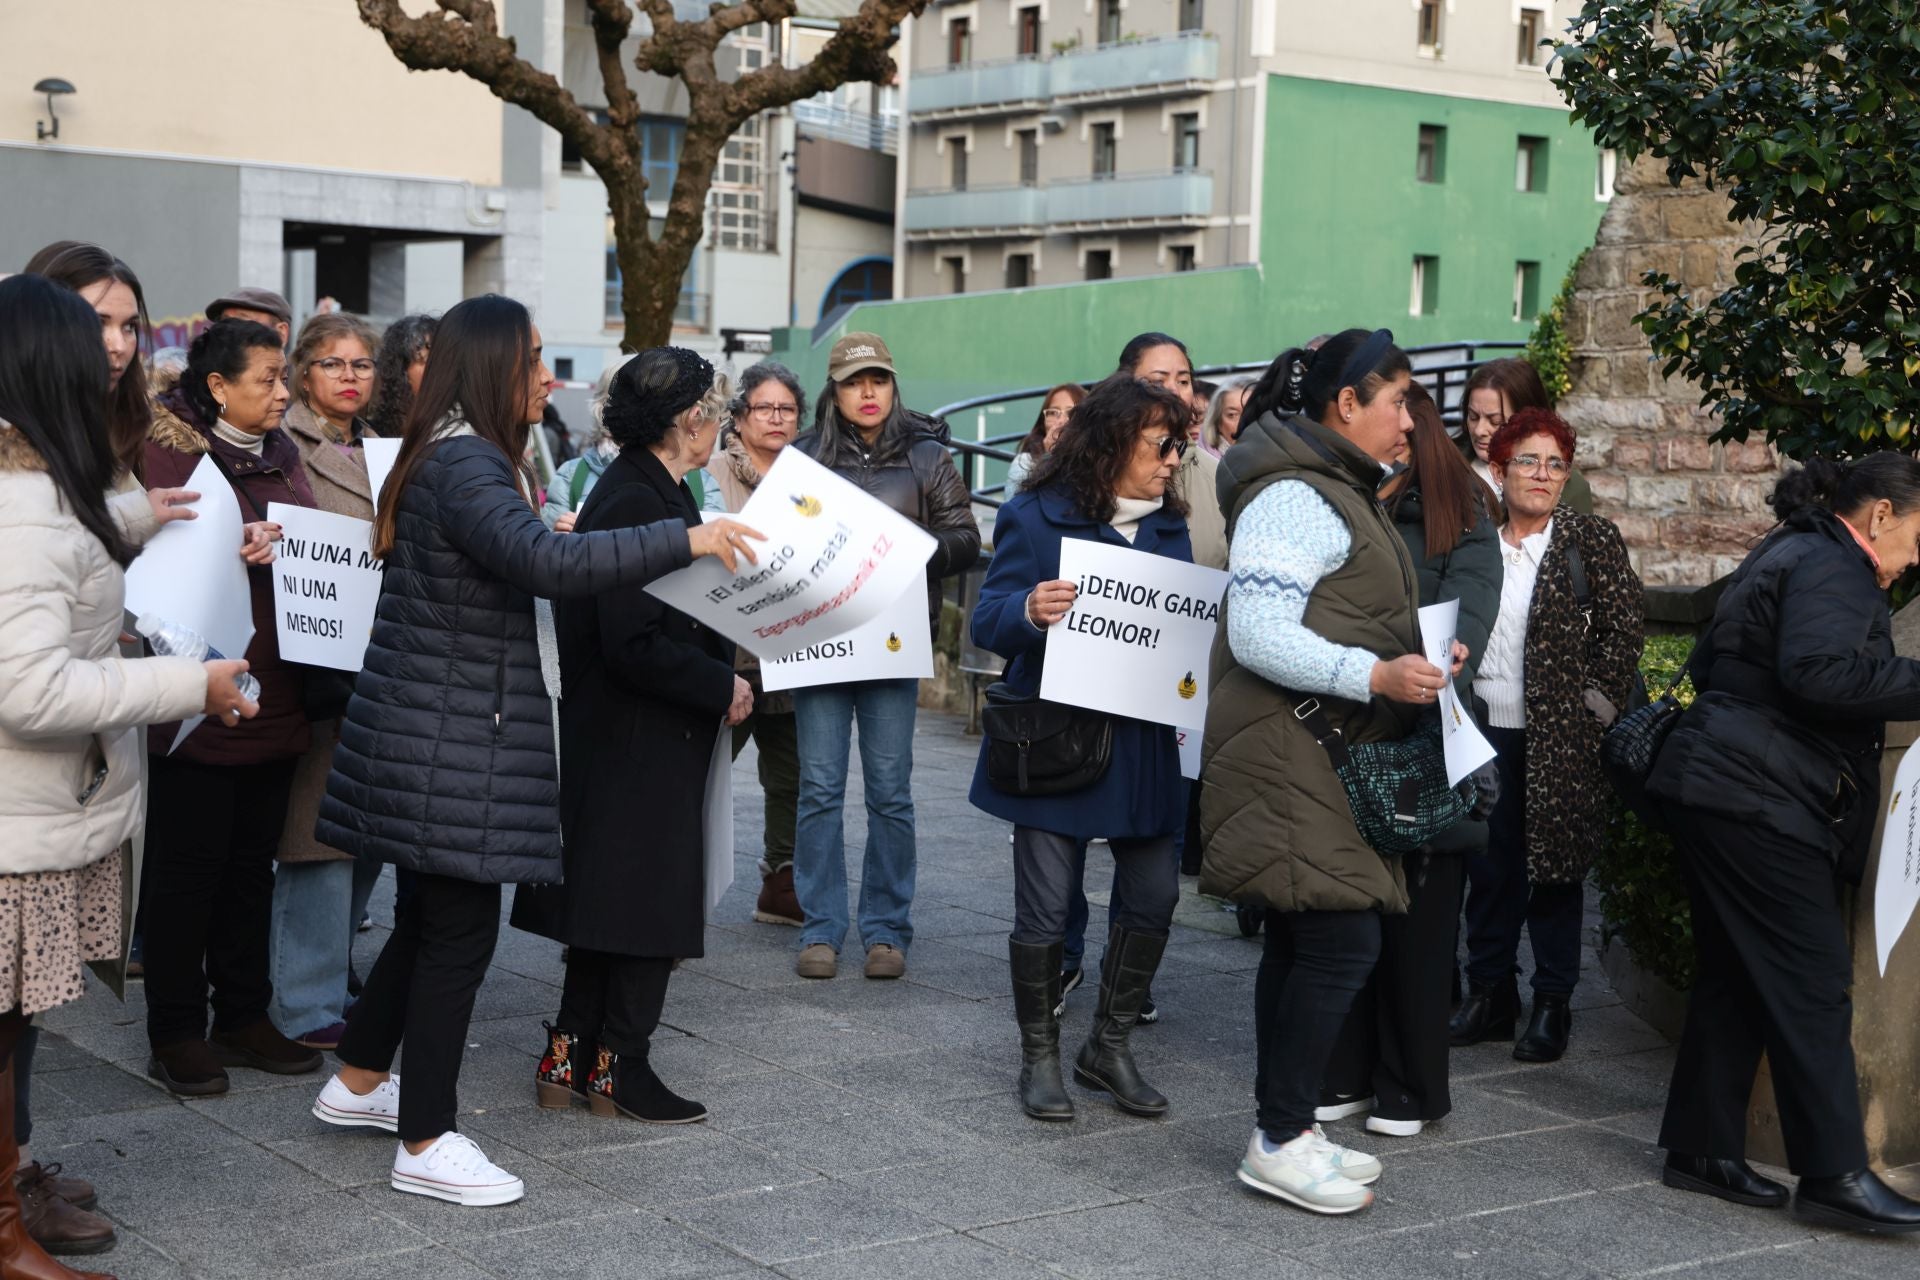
[1046,169,1212,229]
[793,99,899,154]
[1050,32,1218,104]
[903,183,1047,237]
[908,55,1050,119]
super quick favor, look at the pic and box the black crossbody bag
[981,681,1114,797]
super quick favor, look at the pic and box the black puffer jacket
[316,430,692,885]
[791,409,980,630]
[1650,505,1920,882]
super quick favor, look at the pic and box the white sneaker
[391,1133,525,1207]
[312,1072,401,1132]
[1310,1122,1383,1184]
[1313,1094,1373,1123]
[1238,1128,1374,1215]
[1365,1114,1425,1138]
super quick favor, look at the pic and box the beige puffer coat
[0,425,205,875]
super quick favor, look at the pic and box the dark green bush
[1590,633,1698,991]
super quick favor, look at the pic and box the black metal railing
[934,340,1526,507]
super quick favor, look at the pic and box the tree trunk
[609,96,733,352]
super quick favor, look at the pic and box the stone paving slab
[31,710,1920,1278]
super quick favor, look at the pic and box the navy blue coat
[317,433,692,886]
[968,484,1189,840]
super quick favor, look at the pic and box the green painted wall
[773,74,1607,442]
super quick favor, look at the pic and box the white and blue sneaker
[1238,1127,1375,1215]
[1311,1122,1383,1184]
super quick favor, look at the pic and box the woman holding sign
[1648,455,1920,1232]
[309,296,760,1209]
[970,375,1193,1124]
[513,347,744,1125]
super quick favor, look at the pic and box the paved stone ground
[33,710,1920,1279]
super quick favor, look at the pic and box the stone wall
[1560,156,1787,587]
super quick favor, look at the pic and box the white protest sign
[703,726,734,919]
[1176,725,1202,780]
[1041,539,1230,729]
[364,437,401,517]
[1418,599,1497,787]
[762,586,933,691]
[268,503,383,672]
[644,448,938,663]
[124,454,256,753]
[1875,744,1920,976]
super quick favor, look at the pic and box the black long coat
[510,449,734,957]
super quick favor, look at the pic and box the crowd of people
[0,236,1916,1280]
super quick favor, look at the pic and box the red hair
[1487,406,1576,469]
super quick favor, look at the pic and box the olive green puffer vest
[1198,413,1421,914]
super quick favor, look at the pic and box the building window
[1091,122,1117,178]
[821,258,892,319]
[1006,253,1034,288]
[1410,254,1439,316]
[1516,135,1548,193]
[1018,6,1041,56]
[1086,248,1114,281]
[1017,128,1039,185]
[1415,124,1445,183]
[1595,147,1619,200]
[713,114,770,250]
[1179,0,1203,33]
[948,137,969,191]
[1514,261,1542,323]
[1098,0,1123,45]
[553,357,575,381]
[1172,113,1200,171]
[943,255,967,294]
[1417,0,1442,55]
[947,16,971,65]
[1170,244,1197,272]
[639,117,684,197]
[1517,8,1544,66]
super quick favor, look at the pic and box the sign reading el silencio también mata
[761,584,934,691]
[268,502,384,673]
[643,447,938,662]
[1041,539,1231,730]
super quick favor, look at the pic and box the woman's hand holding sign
[688,517,765,573]
[1026,579,1078,628]
[1372,642,1467,704]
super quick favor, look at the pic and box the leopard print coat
[1519,507,1645,884]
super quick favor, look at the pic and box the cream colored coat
[0,426,205,875]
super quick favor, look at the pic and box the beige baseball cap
[827,331,896,383]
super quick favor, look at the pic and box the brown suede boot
[145,1040,229,1097]
[753,865,802,926]
[0,1059,114,1279]
[208,1019,322,1076]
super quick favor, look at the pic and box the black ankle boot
[586,1046,708,1124]
[1448,976,1519,1046]
[1009,939,1073,1122]
[1513,992,1572,1062]
[535,1022,589,1108]
[1073,927,1168,1117]
[1662,1153,1788,1208]
[1793,1169,1920,1234]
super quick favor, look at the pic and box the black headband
[633,346,714,437]
[1333,329,1395,392]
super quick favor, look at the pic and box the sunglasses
[1147,434,1189,461]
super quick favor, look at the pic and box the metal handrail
[933,340,1526,507]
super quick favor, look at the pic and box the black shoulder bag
[981,681,1113,797]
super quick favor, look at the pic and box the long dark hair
[0,275,135,566]
[1386,382,1498,558]
[1015,382,1088,458]
[23,240,153,481]
[1463,356,1551,416]
[809,370,916,468]
[371,295,536,559]
[1771,453,1920,522]
[369,313,437,439]
[1028,375,1191,525]
[1244,327,1412,426]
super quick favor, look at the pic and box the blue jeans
[793,679,919,953]
[268,859,354,1038]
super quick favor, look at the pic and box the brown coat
[275,402,380,862]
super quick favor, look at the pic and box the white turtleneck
[213,420,265,456]
[1109,495,1163,545]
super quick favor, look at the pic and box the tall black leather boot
[1008,939,1073,1121]
[1513,992,1572,1062]
[1073,927,1169,1117]
[1448,974,1519,1046]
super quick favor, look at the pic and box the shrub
[1525,249,1586,405]
[1590,632,1698,991]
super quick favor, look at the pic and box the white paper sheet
[1875,744,1920,976]
[1176,725,1202,780]
[703,725,735,919]
[268,503,383,672]
[1039,540,1230,730]
[761,587,934,691]
[123,454,255,754]
[1418,599,1498,787]
[363,437,401,517]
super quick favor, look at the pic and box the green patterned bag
[1293,698,1476,856]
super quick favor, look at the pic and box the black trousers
[1011,827,1178,946]
[336,871,501,1143]
[143,755,297,1049]
[557,950,672,1057]
[1464,727,1584,994]
[1659,807,1868,1177]
[1255,908,1382,1139]
[1323,850,1465,1122]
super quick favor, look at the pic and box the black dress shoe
[1513,992,1571,1062]
[1794,1169,1920,1234]
[1448,976,1518,1046]
[1662,1153,1788,1208]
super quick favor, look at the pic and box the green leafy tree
[1554,1,1920,457]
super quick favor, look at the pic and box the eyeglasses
[1042,406,1072,421]
[314,357,376,381]
[748,403,798,419]
[1147,434,1189,461]
[1508,453,1569,477]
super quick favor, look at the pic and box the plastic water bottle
[136,614,261,703]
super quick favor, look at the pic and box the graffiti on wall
[150,314,211,352]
